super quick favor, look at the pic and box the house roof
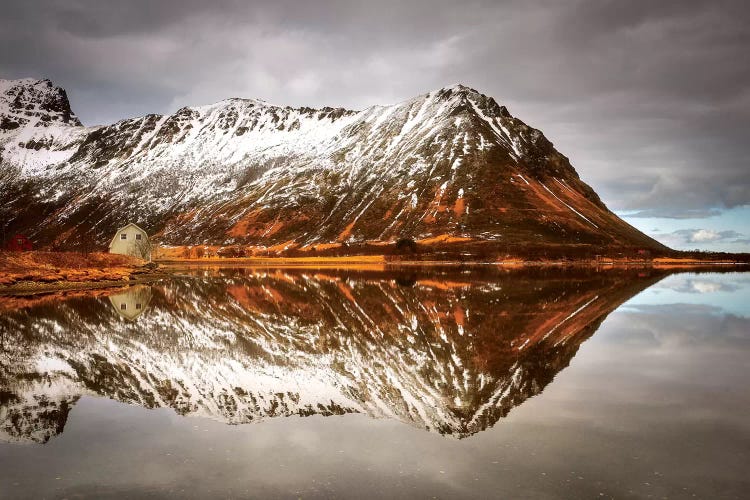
[108,222,148,249]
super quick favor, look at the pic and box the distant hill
[0,78,668,258]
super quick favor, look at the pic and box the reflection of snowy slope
[0,268,665,443]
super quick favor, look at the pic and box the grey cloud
[651,228,748,247]
[0,0,748,214]
[680,229,743,243]
[623,208,724,219]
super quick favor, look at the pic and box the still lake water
[0,267,748,499]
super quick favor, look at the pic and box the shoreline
[0,262,746,297]
[0,272,167,296]
[1,254,748,297]
[156,256,750,267]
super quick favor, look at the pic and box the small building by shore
[6,234,33,252]
[109,223,151,261]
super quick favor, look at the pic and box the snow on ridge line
[2,78,556,210]
[466,97,520,159]
[62,85,493,170]
[2,78,497,135]
[94,82,494,146]
[540,182,599,228]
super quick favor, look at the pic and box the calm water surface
[0,267,748,499]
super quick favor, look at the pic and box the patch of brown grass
[0,251,143,286]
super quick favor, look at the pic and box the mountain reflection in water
[0,267,669,444]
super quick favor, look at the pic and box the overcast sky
[2,0,749,251]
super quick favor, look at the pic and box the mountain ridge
[0,78,668,258]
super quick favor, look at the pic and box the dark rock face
[0,79,667,257]
[0,78,82,127]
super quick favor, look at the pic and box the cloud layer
[1,0,749,216]
[650,228,750,249]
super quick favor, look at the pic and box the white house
[109,223,151,261]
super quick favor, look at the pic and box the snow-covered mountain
[0,78,666,256]
[0,268,666,443]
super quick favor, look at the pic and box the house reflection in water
[108,285,153,320]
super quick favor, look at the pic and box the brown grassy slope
[0,251,144,286]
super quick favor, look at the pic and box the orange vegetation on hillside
[417,234,473,245]
[227,209,263,237]
[337,220,357,242]
[364,240,393,246]
[421,184,452,224]
[227,208,301,240]
[453,196,466,218]
[265,240,299,253]
[299,243,343,252]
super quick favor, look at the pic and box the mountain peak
[422,84,512,121]
[439,83,481,95]
[0,77,51,90]
[0,77,81,130]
